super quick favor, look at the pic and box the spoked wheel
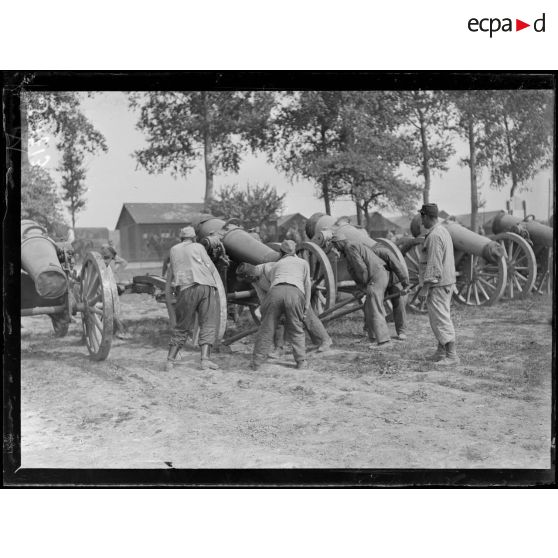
[296,241,336,315]
[165,266,228,344]
[400,242,427,313]
[80,251,115,361]
[534,246,553,295]
[493,232,537,299]
[454,252,507,307]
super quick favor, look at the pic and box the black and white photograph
[3,72,555,484]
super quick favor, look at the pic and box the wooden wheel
[400,242,428,313]
[534,246,553,295]
[80,251,115,361]
[165,266,228,344]
[454,252,507,307]
[493,232,537,299]
[296,241,336,314]
[376,238,409,278]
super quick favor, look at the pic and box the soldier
[330,231,409,347]
[250,239,312,370]
[418,203,459,365]
[237,260,332,354]
[166,226,220,372]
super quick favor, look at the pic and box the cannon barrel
[21,220,67,299]
[306,212,377,248]
[195,215,280,265]
[410,214,503,263]
[492,213,553,248]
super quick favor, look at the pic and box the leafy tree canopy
[208,183,285,230]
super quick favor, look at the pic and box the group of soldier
[160,202,460,373]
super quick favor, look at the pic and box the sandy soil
[20,291,553,469]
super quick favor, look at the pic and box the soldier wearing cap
[418,203,459,365]
[250,239,312,370]
[330,230,409,346]
[166,225,221,371]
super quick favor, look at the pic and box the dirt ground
[20,288,553,469]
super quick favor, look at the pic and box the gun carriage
[490,212,553,297]
[21,220,117,360]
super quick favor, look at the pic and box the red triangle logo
[516,19,530,31]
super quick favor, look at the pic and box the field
[20,289,553,469]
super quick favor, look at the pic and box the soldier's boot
[428,343,446,362]
[200,344,219,370]
[437,341,460,365]
[296,360,308,370]
[165,345,180,371]
[316,339,332,352]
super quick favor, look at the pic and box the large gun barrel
[410,214,503,262]
[195,215,280,265]
[306,212,377,248]
[492,213,553,248]
[21,220,67,299]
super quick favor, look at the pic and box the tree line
[22,89,553,237]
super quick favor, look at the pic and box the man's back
[170,241,217,289]
[270,255,309,295]
[344,241,386,288]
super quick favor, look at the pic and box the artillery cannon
[21,220,117,360]
[401,214,508,311]
[490,212,553,296]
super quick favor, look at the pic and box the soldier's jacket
[344,241,408,289]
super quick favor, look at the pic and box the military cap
[420,203,439,218]
[179,226,196,239]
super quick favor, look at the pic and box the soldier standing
[166,226,220,371]
[251,240,312,370]
[418,203,459,365]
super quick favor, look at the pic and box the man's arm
[373,245,409,286]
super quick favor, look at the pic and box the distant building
[346,212,406,238]
[115,202,205,262]
[276,213,308,243]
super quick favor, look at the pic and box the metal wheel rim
[80,251,114,360]
[296,241,336,314]
[494,232,537,299]
[454,252,507,307]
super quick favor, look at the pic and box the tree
[21,165,69,239]
[21,91,107,231]
[394,91,455,204]
[208,183,285,232]
[129,91,275,208]
[263,91,353,215]
[484,90,553,199]
[451,91,494,233]
[58,146,87,229]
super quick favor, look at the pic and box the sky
[29,91,554,230]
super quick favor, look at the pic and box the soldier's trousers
[426,285,456,345]
[253,284,306,365]
[169,284,218,348]
[274,306,331,348]
[363,267,391,344]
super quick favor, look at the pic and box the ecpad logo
[468,13,546,37]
